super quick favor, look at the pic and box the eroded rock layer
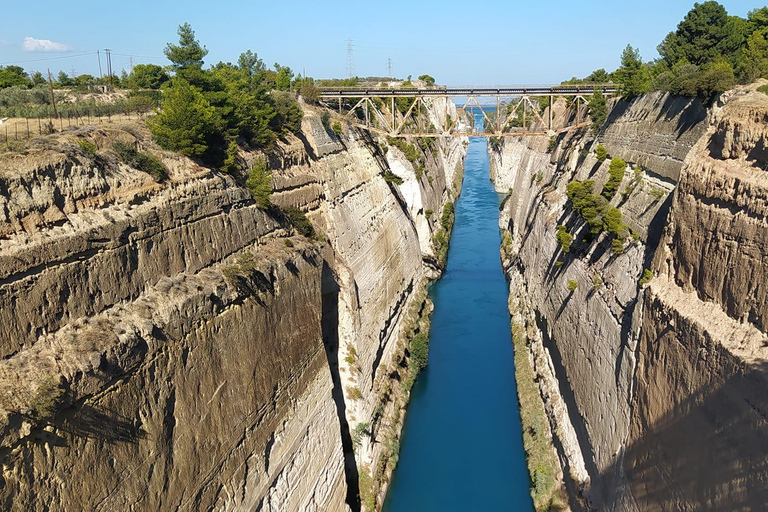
[0,101,465,511]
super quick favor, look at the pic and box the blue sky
[0,1,763,85]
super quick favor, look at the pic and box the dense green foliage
[147,79,216,157]
[147,23,306,165]
[30,378,65,421]
[127,64,169,89]
[0,66,31,88]
[639,269,654,286]
[383,170,404,185]
[113,142,168,182]
[588,90,607,134]
[418,74,436,86]
[615,45,653,98]
[566,177,630,253]
[164,22,208,75]
[77,139,97,157]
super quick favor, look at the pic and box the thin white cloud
[22,37,72,53]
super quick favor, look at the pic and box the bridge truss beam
[323,87,615,138]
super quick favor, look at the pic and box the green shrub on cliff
[566,280,578,292]
[595,144,608,163]
[440,201,455,231]
[555,225,573,253]
[410,333,430,371]
[282,206,316,239]
[246,157,272,209]
[602,158,627,200]
[639,268,654,286]
[383,170,404,185]
[30,378,64,421]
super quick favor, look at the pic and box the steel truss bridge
[318,85,618,138]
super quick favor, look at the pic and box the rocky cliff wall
[0,99,465,511]
[624,85,768,511]
[492,85,768,510]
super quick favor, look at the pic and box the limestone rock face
[495,84,768,511]
[600,92,708,182]
[625,86,768,511]
[0,101,465,511]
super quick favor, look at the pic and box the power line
[0,52,97,65]
[111,52,165,60]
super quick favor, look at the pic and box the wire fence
[1,111,150,143]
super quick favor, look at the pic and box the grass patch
[510,322,569,511]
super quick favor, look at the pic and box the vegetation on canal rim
[565,3,768,101]
[510,321,569,511]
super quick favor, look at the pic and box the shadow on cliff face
[603,94,706,138]
[597,358,768,510]
[59,403,146,443]
[321,261,361,511]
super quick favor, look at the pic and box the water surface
[384,127,533,511]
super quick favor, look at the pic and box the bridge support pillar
[549,95,553,130]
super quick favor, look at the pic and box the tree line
[567,2,768,99]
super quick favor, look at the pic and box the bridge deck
[318,85,617,97]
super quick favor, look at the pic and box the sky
[0,1,763,85]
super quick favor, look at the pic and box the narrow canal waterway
[383,128,533,511]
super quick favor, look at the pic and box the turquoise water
[383,129,533,511]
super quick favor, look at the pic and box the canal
[383,124,533,511]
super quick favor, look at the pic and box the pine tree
[147,79,216,157]
[164,23,208,72]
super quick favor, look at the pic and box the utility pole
[346,39,354,79]
[129,56,134,73]
[104,48,113,87]
[71,68,76,79]
[47,69,59,119]
[387,57,392,78]
[97,50,103,80]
